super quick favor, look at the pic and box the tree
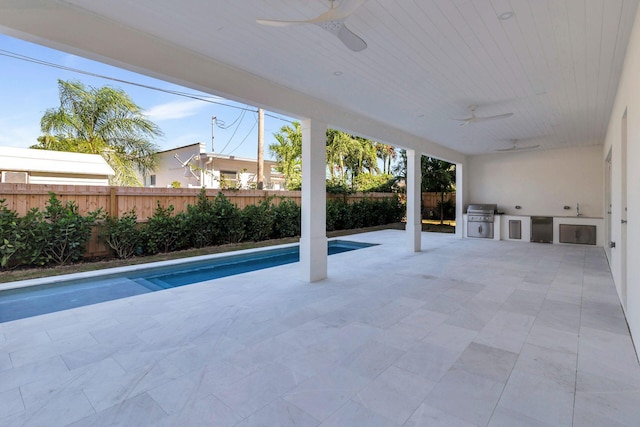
[393,151,456,224]
[269,121,302,190]
[271,122,396,192]
[422,157,456,224]
[326,129,352,181]
[376,143,396,174]
[34,79,162,186]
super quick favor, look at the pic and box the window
[220,170,238,188]
[148,175,156,187]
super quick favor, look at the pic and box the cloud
[145,99,208,121]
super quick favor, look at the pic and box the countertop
[493,214,603,219]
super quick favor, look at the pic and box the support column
[300,118,328,282]
[456,162,464,238]
[406,149,421,252]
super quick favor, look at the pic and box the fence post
[109,186,117,218]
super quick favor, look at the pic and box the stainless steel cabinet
[531,216,553,243]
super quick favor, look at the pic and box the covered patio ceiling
[1,0,638,157]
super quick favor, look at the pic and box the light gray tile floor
[1,230,639,426]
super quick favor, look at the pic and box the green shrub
[326,198,351,231]
[272,197,301,238]
[41,193,103,265]
[101,210,141,259]
[326,196,403,232]
[0,199,23,269]
[326,178,351,194]
[16,208,48,267]
[243,197,274,242]
[353,173,397,193]
[212,193,244,244]
[143,203,182,254]
[183,189,217,248]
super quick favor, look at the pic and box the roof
[158,142,277,165]
[0,146,115,176]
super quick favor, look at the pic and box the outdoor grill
[466,204,497,239]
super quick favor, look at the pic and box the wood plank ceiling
[40,0,640,154]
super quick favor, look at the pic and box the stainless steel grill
[467,204,497,238]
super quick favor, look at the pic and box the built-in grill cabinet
[467,204,497,239]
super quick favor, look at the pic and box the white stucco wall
[603,5,640,343]
[467,146,603,218]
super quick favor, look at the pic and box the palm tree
[269,121,302,190]
[34,79,162,186]
[326,129,352,181]
[376,143,396,174]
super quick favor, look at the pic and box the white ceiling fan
[495,139,540,152]
[256,0,368,52]
[451,104,514,126]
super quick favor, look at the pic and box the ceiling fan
[495,139,540,152]
[256,0,368,52]
[451,104,514,126]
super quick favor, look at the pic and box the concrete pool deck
[0,229,639,426]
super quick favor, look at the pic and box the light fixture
[333,71,343,76]
[498,11,514,20]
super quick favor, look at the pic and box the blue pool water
[0,240,376,323]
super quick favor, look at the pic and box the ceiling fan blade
[258,0,367,25]
[257,1,368,51]
[256,18,308,27]
[474,112,514,122]
[308,0,369,22]
[495,144,540,152]
[336,23,367,51]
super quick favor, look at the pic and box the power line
[217,109,249,154]
[0,49,288,119]
[0,46,296,150]
[227,115,259,156]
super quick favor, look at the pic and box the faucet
[576,203,581,217]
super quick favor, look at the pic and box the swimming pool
[0,240,376,323]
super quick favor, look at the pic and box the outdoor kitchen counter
[498,215,604,246]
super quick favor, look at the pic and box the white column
[300,118,328,282]
[456,162,464,238]
[406,149,421,252]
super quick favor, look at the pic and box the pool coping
[0,237,373,293]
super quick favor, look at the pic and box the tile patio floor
[1,230,639,426]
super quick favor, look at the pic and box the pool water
[0,240,376,323]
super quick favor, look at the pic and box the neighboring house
[0,146,114,186]
[146,142,285,190]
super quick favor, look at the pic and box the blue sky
[0,34,294,160]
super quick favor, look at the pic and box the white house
[0,146,114,186]
[145,142,285,189]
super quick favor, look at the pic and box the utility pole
[257,108,265,189]
[211,116,216,152]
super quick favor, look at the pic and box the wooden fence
[0,184,456,258]
[0,183,398,220]
[421,192,456,211]
[0,183,452,222]
[0,184,400,257]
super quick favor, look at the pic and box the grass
[0,221,456,284]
